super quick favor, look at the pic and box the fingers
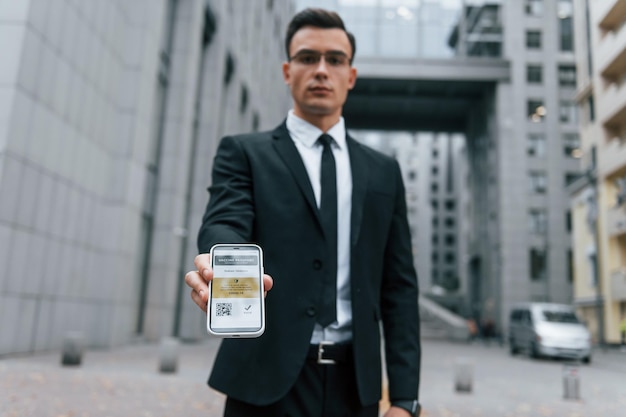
[194,253,212,281]
[263,274,273,297]
[185,269,209,312]
[185,253,213,313]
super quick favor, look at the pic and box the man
[185,8,421,417]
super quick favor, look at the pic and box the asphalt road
[1,337,625,417]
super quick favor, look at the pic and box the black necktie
[318,134,337,327]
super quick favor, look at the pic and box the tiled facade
[0,0,293,354]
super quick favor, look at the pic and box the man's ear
[348,67,357,90]
[282,61,291,85]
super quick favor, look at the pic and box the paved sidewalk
[1,338,626,417]
[0,338,226,417]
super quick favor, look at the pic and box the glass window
[616,176,626,206]
[558,0,574,51]
[558,64,576,87]
[527,133,546,157]
[527,64,542,83]
[588,95,595,122]
[558,0,573,18]
[525,0,543,16]
[529,248,546,280]
[528,171,547,193]
[529,209,547,234]
[526,30,542,49]
[528,99,546,122]
[588,253,598,287]
[345,0,461,59]
[565,173,580,186]
[563,133,580,157]
[567,249,574,282]
[559,100,578,123]
[559,18,574,51]
[543,310,579,323]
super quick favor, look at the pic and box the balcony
[599,82,621,121]
[599,139,626,177]
[610,268,626,301]
[606,204,626,237]
[600,83,626,138]
[598,0,626,32]
[597,24,626,82]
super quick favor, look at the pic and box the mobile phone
[207,244,265,338]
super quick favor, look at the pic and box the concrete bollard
[159,337,179,374]
[562,364,580,400]
[454,357,473,393]
[61,331,84,366]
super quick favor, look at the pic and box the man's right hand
[184,253,274,313]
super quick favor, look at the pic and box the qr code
[216,303,232,316]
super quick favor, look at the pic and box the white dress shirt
[286,110,353,344]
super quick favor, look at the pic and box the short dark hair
[285,8,356,64]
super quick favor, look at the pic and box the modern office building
[356,131,469,314]
[355,131,470,311]
[0,0,294,355]
[570,0,626,345]
[356,132,432,295]
[451,0,582,329]
[297,0,581,332]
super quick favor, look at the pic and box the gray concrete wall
[498,0,579,332]
[0,0,169,354]
[0,0,294,355]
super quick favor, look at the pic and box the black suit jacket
[198,122,420,407]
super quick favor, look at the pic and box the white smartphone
[207,244,265,338]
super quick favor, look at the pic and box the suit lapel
[272,124,368,246]
[272,123,321,224]
[346,135,368,247]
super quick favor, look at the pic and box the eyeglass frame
[288,49,353,67]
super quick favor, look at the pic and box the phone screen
[208,245,264,336]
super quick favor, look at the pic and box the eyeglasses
[289,50,351,67]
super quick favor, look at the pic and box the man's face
[283,26,357,124]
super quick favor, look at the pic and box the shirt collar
[286,110,346,149]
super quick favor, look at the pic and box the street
[1,338,625,417]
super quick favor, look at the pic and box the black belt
[307,341,352,365]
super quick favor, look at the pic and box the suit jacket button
[312,259,322,270]
[306,307,316,317]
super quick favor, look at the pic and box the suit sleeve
[380,159,421,401]
[197,136,255,253]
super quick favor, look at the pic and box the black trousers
[223,346,379,417]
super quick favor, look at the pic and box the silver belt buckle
[317,341,336,365]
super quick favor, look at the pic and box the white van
[508,303,592,363]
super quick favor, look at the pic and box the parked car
[508,303,592,363]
